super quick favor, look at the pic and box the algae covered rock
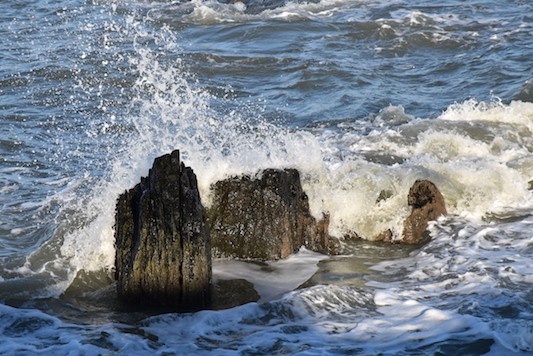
[207,168,336,260]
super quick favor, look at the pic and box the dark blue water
[1,0,532,354]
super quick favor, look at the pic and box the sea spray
[10,2,533,298]
[1,0,532,354]
[28,5,327,296]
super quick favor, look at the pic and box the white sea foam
[159,0,363,24]
[213,247,327,302]
[441,99,533,132]
[302,99,533,239]
[364,215,533,354]
[137,282,527,354]
[183,0,247,24]
[0,304,101,354]
[9,228,27,236]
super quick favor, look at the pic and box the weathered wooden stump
[114,150,211,309]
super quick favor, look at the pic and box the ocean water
[1,0,532,354]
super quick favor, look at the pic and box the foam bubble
[183,0,247,24]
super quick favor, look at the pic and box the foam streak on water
[0,0,532,354]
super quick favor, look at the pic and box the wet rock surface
[212,279,260,310]
[402,179,447,244]
[373,180,447,244]
[114,147,447,312]
[116,154,449,310]
[114,150,211,309]
[207,169,337,260]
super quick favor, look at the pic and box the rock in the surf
[207,168,337,260]
[514,79,533,103]
[402,179,447,244]
[114,150,211,309]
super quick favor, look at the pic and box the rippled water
[1,0,532,354]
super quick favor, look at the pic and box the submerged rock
[207,169,337,260]
[402,179,447,244]
[114,150,211,309]
[212,279,260,310]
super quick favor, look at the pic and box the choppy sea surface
[1,0,532,354]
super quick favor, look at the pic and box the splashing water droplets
[28,7,328,294]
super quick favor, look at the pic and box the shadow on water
[21,269,260,326]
